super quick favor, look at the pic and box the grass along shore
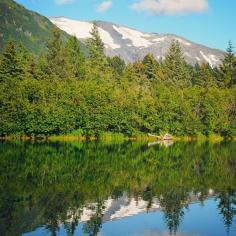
[1,132,235,143]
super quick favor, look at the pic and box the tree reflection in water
[0,141,235,235]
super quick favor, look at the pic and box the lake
[0,141,236,236]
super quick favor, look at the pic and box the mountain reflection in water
[0,141,235,236]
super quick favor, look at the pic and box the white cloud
[55,0,75,5]
[130,0,208,16]
[97,1,113,13]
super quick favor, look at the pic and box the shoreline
[1,133,235,142]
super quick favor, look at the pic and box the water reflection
[0,141,235,236]
[148,140,174,147]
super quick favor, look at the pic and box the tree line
[0,23,236,138]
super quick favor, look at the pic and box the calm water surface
[0,141,236,236]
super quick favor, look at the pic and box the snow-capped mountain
[50,17,224,67]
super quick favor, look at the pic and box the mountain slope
[50,17,225,66]
[0,0,69,54]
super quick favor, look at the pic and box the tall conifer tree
[164,40,192,88]
[0,41,25,82]
[194,63,217,87]
[45,28,71,80]
[86,22,107,68]
[65,35,85,79]
[107,56,126,76]
[219,41,236,87]
[142,53,158,80]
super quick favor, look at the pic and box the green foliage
[193,63,217,87]
[0,41,25,82]
[86,22,107,68]
[163,40,192,88]
[0,28,235,138]
[65,35,85,79]
[43,28,73,80]
[219,41,236,87]
[107,56,126,76]
[142,53,158,80]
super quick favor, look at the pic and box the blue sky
[15,0,236,51]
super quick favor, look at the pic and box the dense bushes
[0,24,235,138]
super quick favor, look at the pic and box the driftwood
[148,133,173,140]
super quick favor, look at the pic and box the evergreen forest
[0,23,236,139]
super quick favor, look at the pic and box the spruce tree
[142,53,158,80]
[86,22,107,67]
[65,35,85,79]
[219,41,236,87]
[17,43,31,70]
[0,41,25,82]
[47,28,61,62]
[27,55,39,80]
[45,28,71,80]
[107,56,126,76]
[164,40,192,88]
[0,42,29,135]
[194,63,217,87]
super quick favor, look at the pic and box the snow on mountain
[50,17,120,49]
[50,17,224,66]
[112,25,152,48]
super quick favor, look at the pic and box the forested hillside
[0,0,77,54]
[0,23,236,139]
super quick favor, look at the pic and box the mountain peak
[50,17,224,66]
